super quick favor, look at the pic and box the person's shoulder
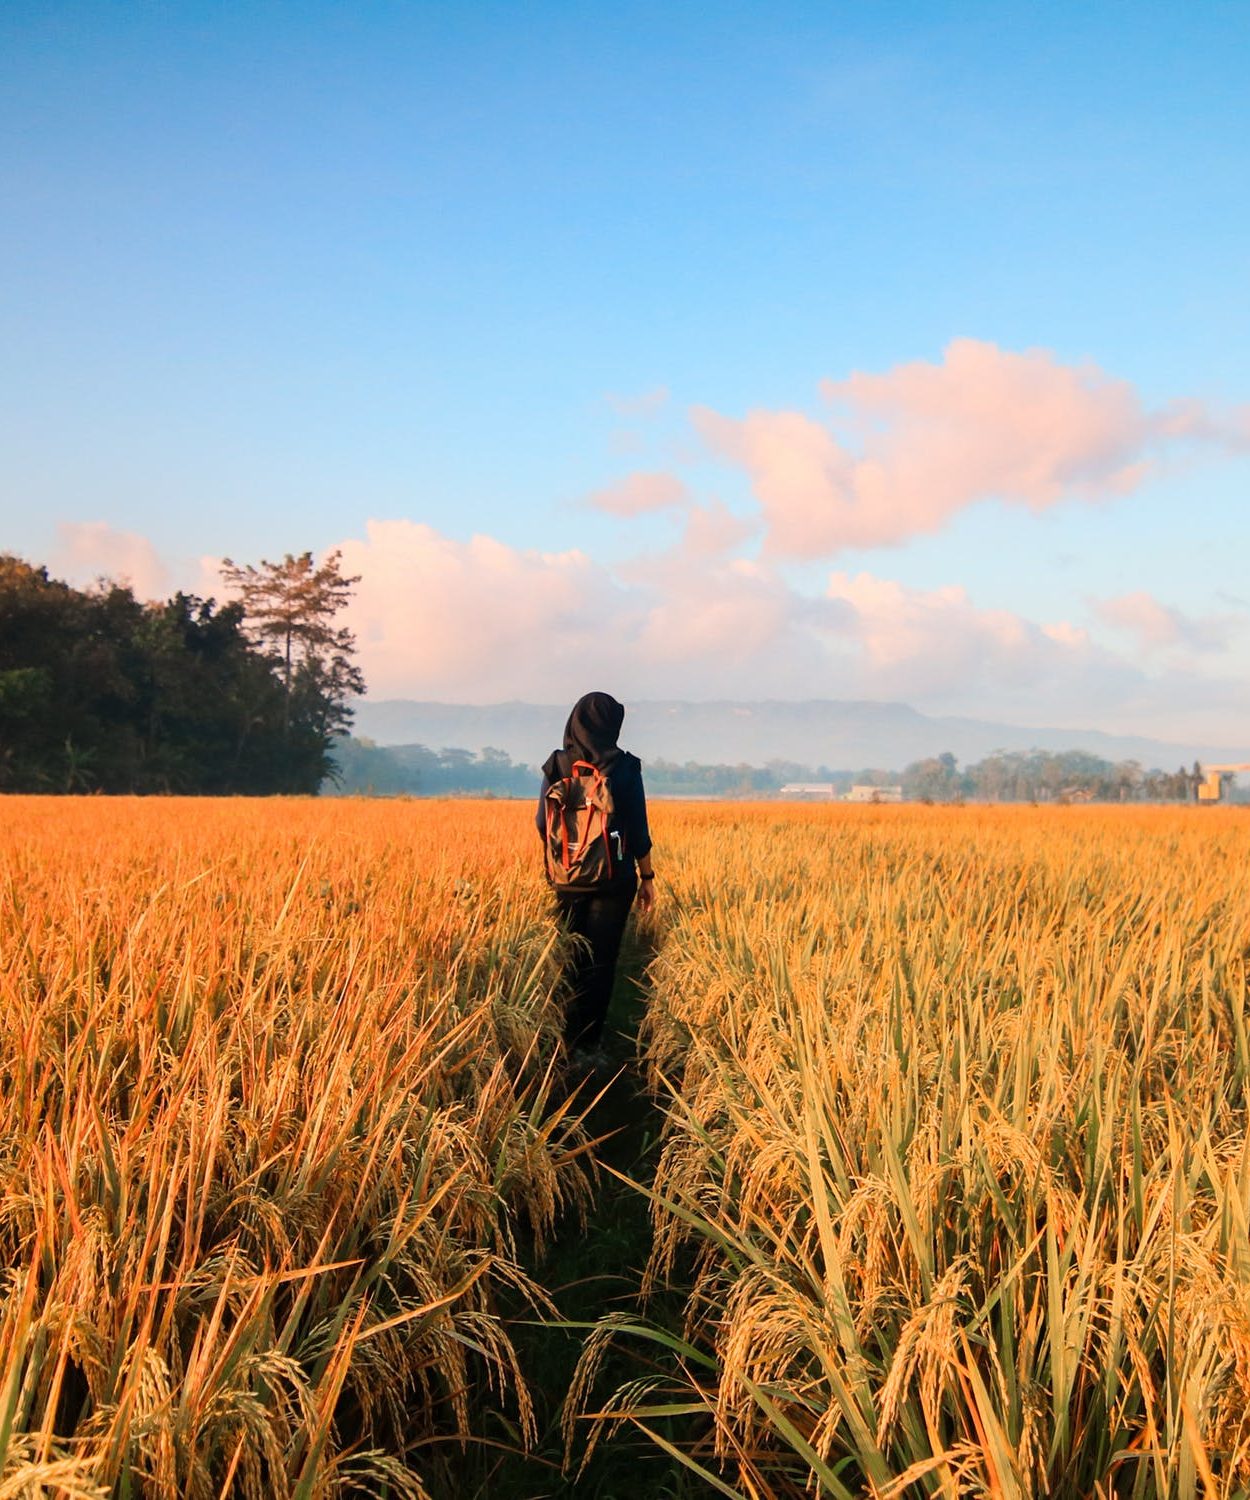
[616,750,643,777]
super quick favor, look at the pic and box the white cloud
[825,570,1095,700]
[327,520,1196,723]
[333,520,641,700]
[679,501,757,558]
[53,522,172,599]
[1092,591,1238,654]
[813,573,1245,742]
[39,513,1250,740]
[334,519,850,701]
[692,339,1198,557]
[584,470,690,516]
[48,522,227,602]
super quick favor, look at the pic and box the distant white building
[846,784,903,803]
[778,783,837,799]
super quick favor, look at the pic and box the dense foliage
[899,747,1204,802]
[0,555,360,793]
[328,736,541,797]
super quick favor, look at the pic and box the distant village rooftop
[778,783,905,803]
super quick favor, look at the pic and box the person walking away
[537,691,655,1056]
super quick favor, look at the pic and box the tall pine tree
[219,550,366,784]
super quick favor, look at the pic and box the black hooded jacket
[536,692,653,880]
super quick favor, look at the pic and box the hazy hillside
[351,699,1247,772]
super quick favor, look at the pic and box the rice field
[583,804,1250,1499]
[3,798,1249,1498]
[0,798,589,1498]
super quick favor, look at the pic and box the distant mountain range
[350,699,1249,772]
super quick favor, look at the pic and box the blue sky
[2,2,1248,742]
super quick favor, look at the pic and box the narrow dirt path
[450,930,715,1500]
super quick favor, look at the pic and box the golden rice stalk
[581,804,1250,1497]
[0,798,592,1497]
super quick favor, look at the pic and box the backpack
[543,759,621,888]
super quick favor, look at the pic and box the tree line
[327,737,539,797]
[326,740,1221,802]
[0,553,363,794]
[899,749,1212,803]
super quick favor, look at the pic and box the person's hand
[636,877,656,915]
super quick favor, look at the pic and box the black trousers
[556,887,635,1049]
